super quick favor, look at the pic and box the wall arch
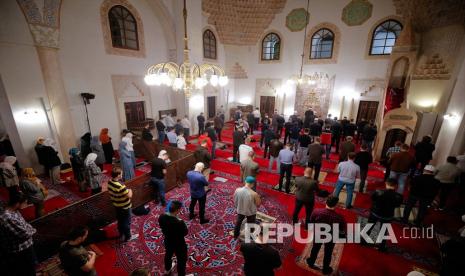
[304,22,341,64]
[365,15,404,60]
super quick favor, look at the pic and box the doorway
[381,128,407,158]
[124,101,146,128]
[356,101,379,124]
[260,96,275,117]
[207,96,216,119]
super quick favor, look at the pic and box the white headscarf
[158,150,167,159]
[0,156,16,170]
[122,133,134,151]
[85,153,97,166]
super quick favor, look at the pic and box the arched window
[370,20,403,55]
[261,33,281,60]
[108,5,139,50]
[203,29,217,59]
[310,28,334,59]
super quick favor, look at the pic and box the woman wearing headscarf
[43,138,62,185]
[90,136,105,170]
[20,168,47,218]
[69,148,86,192]
[100,128,114,164]
[80,132,92,159]
[84,153,102,194]
[0,156,19,198]
[122,132,136,168]
[119,140,135,181]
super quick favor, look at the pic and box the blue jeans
[333,180,355,208]
[158,131,165,144]
[151,177,166,204]
[268,156,280,171]
[389,171,408,194]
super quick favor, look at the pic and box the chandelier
[144,0,228,98]
[287,0,329,90]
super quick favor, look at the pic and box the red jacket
[320,132,332,145]
[198,134,212,150]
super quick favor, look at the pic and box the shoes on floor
[163,261,176,275]
[322,267,333,275]
[189,213,197,220]
[305,259,319,270]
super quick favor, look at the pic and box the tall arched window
[261,33,281,60]
[310,28,334,59]
[203,29,217,59]
[370,20,402,55]
[108,5,139,50]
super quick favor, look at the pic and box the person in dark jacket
[193,140,212,180]
[156,118,166,144]
[263,128,276,158]
[141,123,153,141]
[345,119,357,138]
[197,112,206,136]
[275,114,285,138]
[289,123,301,151]
[402,165,440,225]
[79,132,92,159]
[69,148,86,192]
[338,136,355,163]
[364,178,403,251]
[414,135,435,171]
[354,144,373,193]
[247,112,255,135]
[158,200,189,276]
[303,108,315,129]
[213,115,224,141]
[356,118,368,144]
[175,119,183,136]
[206,124,217,159]
[260,116,271,147]
[34,137,48,173]
[362,122,377,151]
[283,120,293,145]
[330,119,342,154]
[309,119,322,143]
[340,116,349,138]
[233,127,246,162]
[43,138,62,185]
[292,167,319,225]
[268,139,283,172]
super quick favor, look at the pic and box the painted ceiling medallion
[342,0,373,26]
[286,8,309,32]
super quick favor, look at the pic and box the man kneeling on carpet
[159,200,193,276]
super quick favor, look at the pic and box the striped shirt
[108,180,131,209]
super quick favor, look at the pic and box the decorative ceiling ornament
[144,0,228,98]
[342,0,373,26]
[286,8,310,32]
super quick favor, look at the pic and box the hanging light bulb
[173,77,184,90]
[210,74,219,86]
[195,77,207,89]
[219,76,229,86]
[144,74,161,86]
[160,72,171,86]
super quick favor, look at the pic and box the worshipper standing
[99,128,114,164]
[253,107,261,131]
[320,127,332,160]
[218,105,226,122]
[90,136,105,170]
[20,168,47,218]
[242,116,250,135]
[247,111,255,135]
[80,132,92,159]
[362,121,377,151]
[363,178,403,252]
[174,119,183,136]
[414,135,436,171]
[193,140,212,180]
[122,132,136,168]
[275,113,285,138]
[339,136,355,163]
[271,110,280,132]
[58,226,97,276]
[69,148,86,192]
[308,137,325,181]
[345,119,357,138]
[43,138,63,185]
[141,123,154,142]
[234,109,242,121]
[303,108,315,129]
[84,153,103,194]
[108,167,138,241]
[187,162,209,224]
[151,150,168,206]
[330,118,342,154]
[156,117,166,144]
[277,143,295,193]
[309,118,322,143]
[167,128,178,147]
[283,119,293,145]
[240,151,259,186]
[239,137,254,163]
[240,225,282,276]
[233,176,260,239]
[213,115,224,142]
[356,118,368,144]
[197,112,206,136]
[289,123,301,151]
[324,114,333,128]
[263,127,276,158]
[233,127,246,163]
[34,137,48,172]
[292,167,319,226]
[177,131,187,150]
[402,165,440,225]
[119,140,135,181]
[0,192,37,276]
[181,115,191,143]
[435,156,461,211]
[158,200,188,276]
[340,117,349,138]
[388,144,415,195]
[260,116,270,148]
[297,129,311,166]
[268,138,283,172]
[306,196,346,275]
[206,123,217,159]
[354,144,373,193]
[164,113,175,128]
[0,156,19,198]
[384,140,402,180]
[333,152,360,209]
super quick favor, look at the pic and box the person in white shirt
[239,137,254,163]
[333,152,360,209]
[164,114,175,128]
[181,115,191,143]
[177,131,187,150]
[252,108,261,131]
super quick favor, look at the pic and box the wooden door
[124,101,145,124]
[356,101,378,124]
[207,96,216,119]
[260,96,275,117]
